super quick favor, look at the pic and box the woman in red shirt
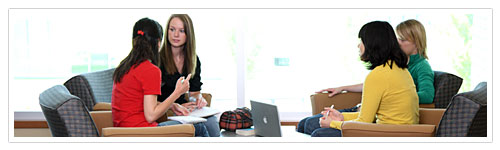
[111,18,209,137]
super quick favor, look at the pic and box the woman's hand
[173,74,192,96]
[319,107,344,128]
[181,102,197,112]
[322,107,344,121]
[195,96,208,109]
[316,87,344,97]
[319,115,334,128]
[172,103,190,116]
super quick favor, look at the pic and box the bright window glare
[9,9,491,120]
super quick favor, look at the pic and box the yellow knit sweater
[330,61,419,129]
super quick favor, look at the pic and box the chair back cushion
[64,68,115,110]
[433,71,463,108]
[310,92,362,115]
[39,85,99,137]
[436,82,487,137]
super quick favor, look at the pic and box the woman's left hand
[319,108,344,128]
[319,116,333,128]
[195,96,207,109]
[172,103,190,116]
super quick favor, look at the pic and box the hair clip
[137,30,144,36]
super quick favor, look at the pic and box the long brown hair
[159,14,197,76]
[113,18,163,83]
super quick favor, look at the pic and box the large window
[241,9,491,120]
[10,9,492,121]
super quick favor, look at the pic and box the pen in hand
[324,104,335,119]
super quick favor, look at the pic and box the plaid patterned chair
[436,82,487,137]
[63,68,115,111]
[39,85,195,137]
[432,71,463,108]
[39,85,99,137]
[39,68,196,137]
[307,71,465,137]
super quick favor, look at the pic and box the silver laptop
[250,100,282,137]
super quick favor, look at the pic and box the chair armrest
[102,124,195,137]
[419,103,435,108]
[341,122,435,137]
[419,108,446,127]
[202,93,212,107]
[90,111,114,136]
[93,102,112,111]
[310,92,362,115]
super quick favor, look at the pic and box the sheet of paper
[189,107,220,118]
[168,116,207,124]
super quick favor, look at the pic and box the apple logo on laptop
[263,116,268,124]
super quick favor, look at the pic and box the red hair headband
[137,30,144,36]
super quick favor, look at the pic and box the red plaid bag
[219,107,253,131]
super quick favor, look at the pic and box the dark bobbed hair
[358,21,408,70]
[113,18,163,83]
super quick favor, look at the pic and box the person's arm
[143,94,177,123]
[316,83,363,97]
[415,63,435,104]
[143,74,191,123]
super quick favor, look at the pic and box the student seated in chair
[157,14,219,137]
[297,19,433,135]
[111,18,209,137]
[308,21,419,137]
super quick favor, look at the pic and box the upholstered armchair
[60,67,212,122]
[40,69,198,137]
[309,82,487,137]
[310,92,443,137]
[40,85,195,137]
[436,82,487,137]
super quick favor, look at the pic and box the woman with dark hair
[157,14,220,137]
[111,17,209,137]
[309,21,419,137]
[297,19,433,135]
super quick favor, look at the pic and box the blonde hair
[396,19,428,59]
[159,14,197,76]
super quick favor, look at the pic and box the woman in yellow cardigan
[312,21,419,137]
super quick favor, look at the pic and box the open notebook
[168,107,220,124]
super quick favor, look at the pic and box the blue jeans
[202,115,220,137]
[297,106,358,135]
[158,120,209,137]
[311,128,342,137]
